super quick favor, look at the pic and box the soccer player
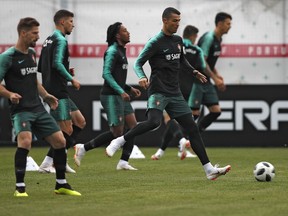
[0,17,81,196]
[151,25,204,160]
[188,12,232,133]
[105,7,231,180]
[73,22,141,170]
[38,10,86,173]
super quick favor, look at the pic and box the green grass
[0,147,287,216]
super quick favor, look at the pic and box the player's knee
[51,132,66,149]
[111,130,123,138]
[78,119,86,129]
[18,138,32,149]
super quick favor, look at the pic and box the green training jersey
[38,29,73,99]
[0,47,44,114]
[101,42,131,95]
[197,31,221,71]
[180,38,206,96]
[134,31,196,97]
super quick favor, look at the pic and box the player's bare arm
[37,80,58,110]
[0,83,22,104]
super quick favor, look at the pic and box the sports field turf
[0,147,287,216]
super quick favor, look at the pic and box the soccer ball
[253,161,275,182]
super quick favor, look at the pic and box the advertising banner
[1,85,287,147]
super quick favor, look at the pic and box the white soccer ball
[253,161,275,182]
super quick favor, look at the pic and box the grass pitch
[0,147,287,216]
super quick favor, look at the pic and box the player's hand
[9,93,22,104]
[130,87,141,98]
[195,71,207,83]
[138,78,149,90]
[43,94,59,110]
[71,78,81,90]
[121,92,130,101]
[214,77,226,91]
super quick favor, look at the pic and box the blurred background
[0,0,287,147]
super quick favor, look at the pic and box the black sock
[193,114,199,121]
[63,132,76,149]
[53,148,66,180]
[15,148,29,184]
[176,113,210,165]
[160,122,174,151]
[71,125,83,140]
[168,120,184,141]
[46,146,54,158]
[84,131,115,151]
[120,137,134,161]
[198,112,221,133]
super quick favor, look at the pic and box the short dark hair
[215,12,232,25]
[106,22,122,46]
[54,9,74,25]
[183,25,198,39]
[17,17,40,35]
[162,7,180,19]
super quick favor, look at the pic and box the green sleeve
[52,38,73,81]
[0,49,13,81]
[197,46,207,71]
[199,32,213,57]
[102,45,125,95]
[134,38,157,79]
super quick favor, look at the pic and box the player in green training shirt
[189,12,232,133]
[106,7,231,180]
[0,17,80,196]
[38,10,86,174]
[74,22,141,170]
[151,25,205,160]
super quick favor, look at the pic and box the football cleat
[116,163,138,171]
[151,148,164,160]
[106,138,123,157]
[206,164,231,180]
[74,144,85,167]
[54,183,81,196]
[14,187,28,197]
[65,163,76,173]
[39,163,56,174]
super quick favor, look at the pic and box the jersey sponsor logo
[18,60,25,64]
[20,67,37,76]
[165,53,181,61]
[184,48,196,54]
[43,39,53,47]
[122,64,128,70]
[214,51,221,57]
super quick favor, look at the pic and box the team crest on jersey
[21,69,26,76]
[165,55,171,60]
